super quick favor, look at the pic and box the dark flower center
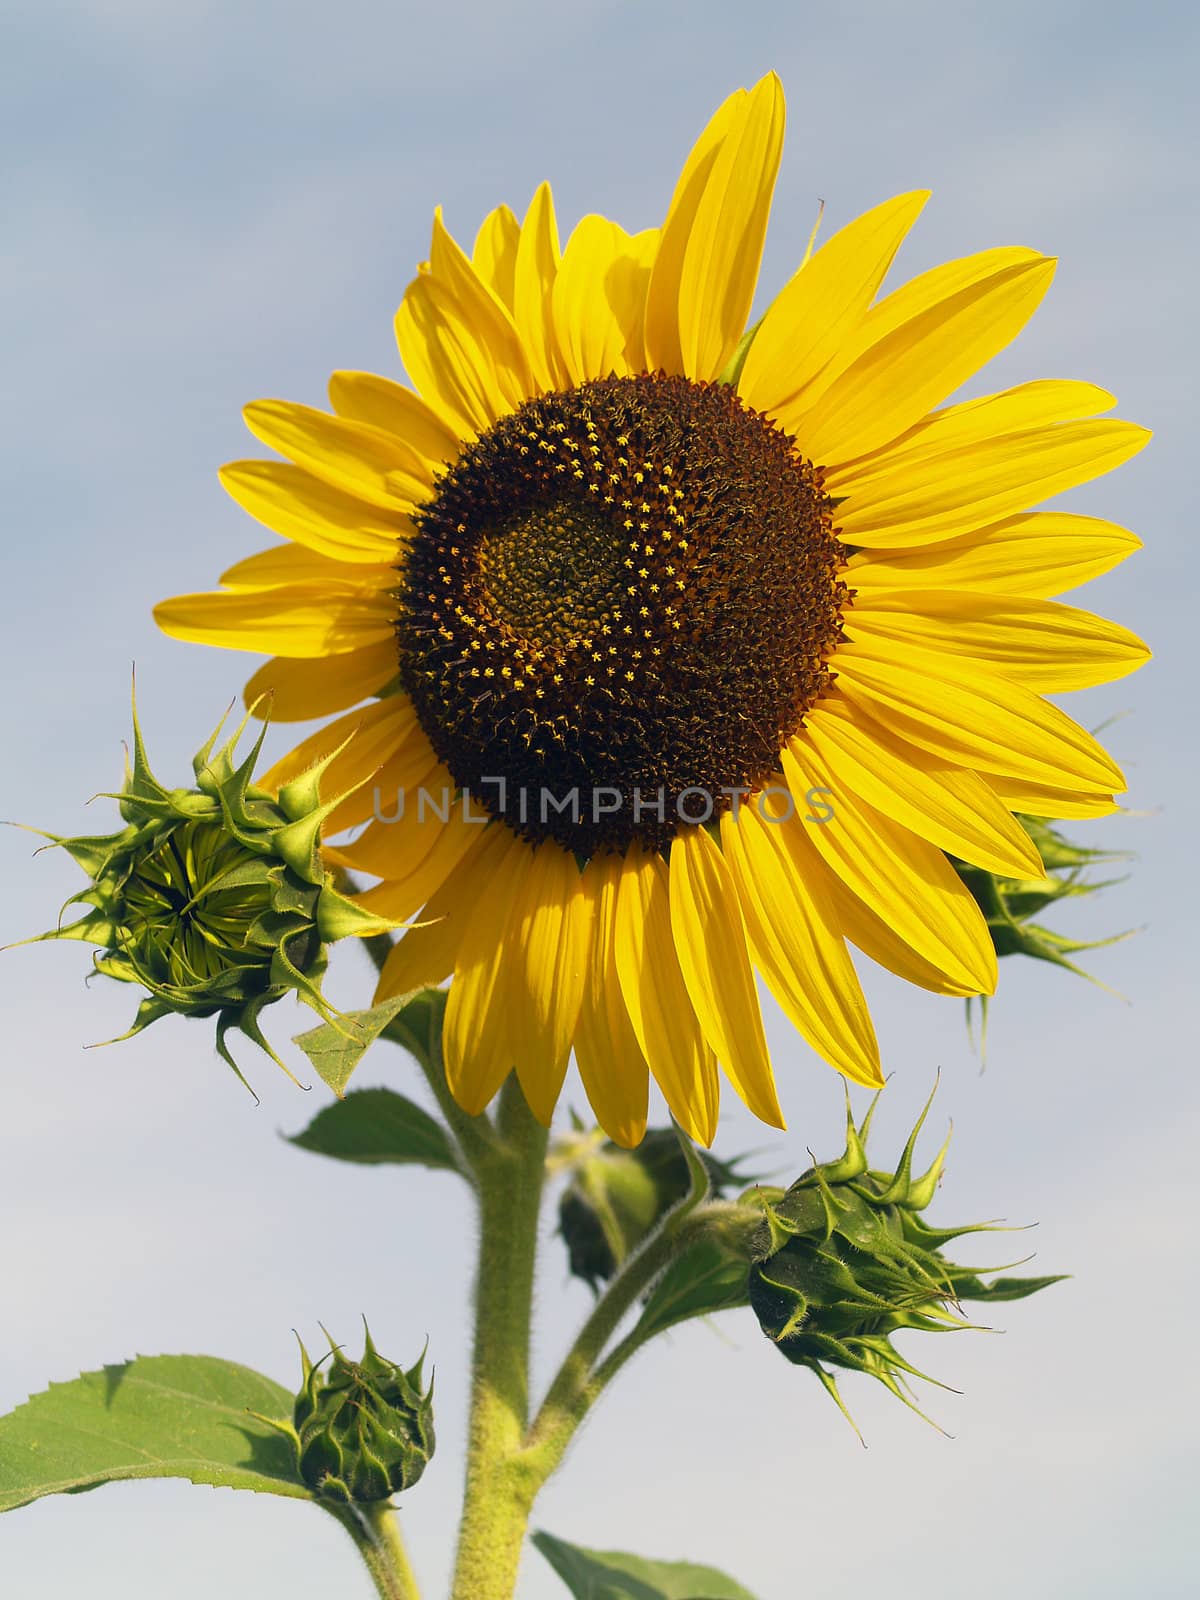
[396,373,848,854]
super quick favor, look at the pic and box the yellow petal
[328,371,463,466]
[613,846,719,1146]
[219,459,412,564]
[799,701,1043,877]
[739,190,929,415]
[847,591,1150,691]
[513,182,567,390]
[472,203,521,311]
[783,245,1043,418]
[395,274,489,439]
[835,419,1151,547]
[552,216,656,382]
[261,696,418,793]
[675,72,785,380]
[442,829,534,1114]
[321,733,444,837]
[154,587,395,657]
[719,801,882,1087]
[373,825,502,1000]
[782,742,998,994]
[848,512,1143,599]
[427,207,534,411]
[265,698,438,840]
[219,543,394,594]
[983,774,1119,819]
[644,86,746,376]
[645,76,785,379]
[826,378,1115,494]
[243,644,398,722]
[668,827,783,1128]
[243,401,433,513]
[574,851,650,1148]
[508,842,591,1125]
[819,870,980,997]
[328,769,480,911]
[793,257,1056,464]
[395,210,538,440]
[832,640,1126,793]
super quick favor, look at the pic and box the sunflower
[155,74,1149,1147]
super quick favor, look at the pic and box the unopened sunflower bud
[748,1087,1064,1431]
[557,1126,754,1290]
[18,695,396,1085]
[954,814,1134,986]
[293,1327,434,1503]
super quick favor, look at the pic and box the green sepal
[714,314,766,389]
[316,882,403,942]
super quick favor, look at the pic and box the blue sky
[1,2,1196,1596]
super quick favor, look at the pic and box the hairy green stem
[523,1202,708,1475]
[334,1503,422,1600]
[450,1077,549,1600]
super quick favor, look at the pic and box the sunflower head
[556,1124,753,1290]
[154,71,1150,1145]
[748,1088,1065,1429]
[21,696,395,1085]
[293,1326,435,1504]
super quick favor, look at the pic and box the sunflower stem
[333,1503,422,1600]
[520,1196,707,1477]
[450,1076,549,1600]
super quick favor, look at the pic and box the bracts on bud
[15,691,398,1087]
[747,1085,1065,1433]
[250,1324,435,1504]
[291,1326,435,1503]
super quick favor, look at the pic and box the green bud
[293,1326,434,1503]
[556,1125,754,1290]
[748,1086,1065,1432]
[952,814,1136,1049]
[955,814,1134,986]
[15,692,396,1088]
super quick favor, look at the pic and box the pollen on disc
[396,372,849,854]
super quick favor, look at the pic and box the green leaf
[288,1086,459,1173]
[0,1355,308,1513]
[292,991,424,1097]
[632,1236,750,1345]
[533,1530,759,1600]
[381,985,447,1072]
